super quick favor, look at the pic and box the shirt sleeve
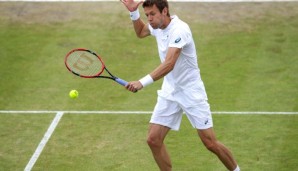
[168,29,189,48]
[148,24,155,36]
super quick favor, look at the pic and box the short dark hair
[142,0,170,17]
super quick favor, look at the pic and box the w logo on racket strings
[73,53,94,71]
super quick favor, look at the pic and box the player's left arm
[125,47,181,92]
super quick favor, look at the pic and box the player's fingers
[125,83,130,89]
[120,0,128,6]
[125,83,135,92]
[137,0,144,6]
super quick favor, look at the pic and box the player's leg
[148,96,183,171]
[147,123,171,171]
[198,128,239,171]
[183,99,239,171]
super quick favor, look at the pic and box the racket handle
[115,78,128,86]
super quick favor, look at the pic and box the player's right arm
[120,0,150,38]
[132,19,150,38]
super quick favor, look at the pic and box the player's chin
[149,23,158,29]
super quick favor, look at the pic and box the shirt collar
[162,15,178,31]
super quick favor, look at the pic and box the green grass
[0,2,297,111]
[0,114,297,170]
[0,113,55,170]
[0,1,298,171]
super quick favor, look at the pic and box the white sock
[233,165,240,171]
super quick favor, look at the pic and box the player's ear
[162,7,168,16]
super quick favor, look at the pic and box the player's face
[144,5,167,29]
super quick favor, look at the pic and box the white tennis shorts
[150,96,213,131]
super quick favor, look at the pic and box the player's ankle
[233,165,240,171]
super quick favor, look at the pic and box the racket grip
[115,78,128,86]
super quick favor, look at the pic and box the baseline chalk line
[24,112,64,171]
[0,110,297,115]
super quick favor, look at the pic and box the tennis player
[121,0,240,170]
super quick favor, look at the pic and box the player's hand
[125,81,143,92]
[120,0,143,12]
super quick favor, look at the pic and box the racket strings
[66,51,104,77]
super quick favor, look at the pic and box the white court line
[1,110,294,170]
[24,112,64,171]
[212,111,298,115]
[0,110,297,114]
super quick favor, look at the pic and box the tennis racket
[65,48,128,87]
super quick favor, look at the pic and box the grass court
[0,1,297,170]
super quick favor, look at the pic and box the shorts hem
[149,121,180,131]
[196,125,213,130]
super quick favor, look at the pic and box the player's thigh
[184,101,213,130]
[147,123,171,143]
[197,128,218,147]
[150,96,183,131]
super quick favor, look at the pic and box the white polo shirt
[148,15,208,107]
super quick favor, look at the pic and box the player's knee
[204,141,219,153]
[147,136,162,148]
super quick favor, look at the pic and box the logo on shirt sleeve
[174,37,181,43]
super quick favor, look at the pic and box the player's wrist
[139,74,154,87]
[130,9,140,21]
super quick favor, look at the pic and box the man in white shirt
[121,0,240,170]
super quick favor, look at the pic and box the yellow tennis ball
[69,90,79,99]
